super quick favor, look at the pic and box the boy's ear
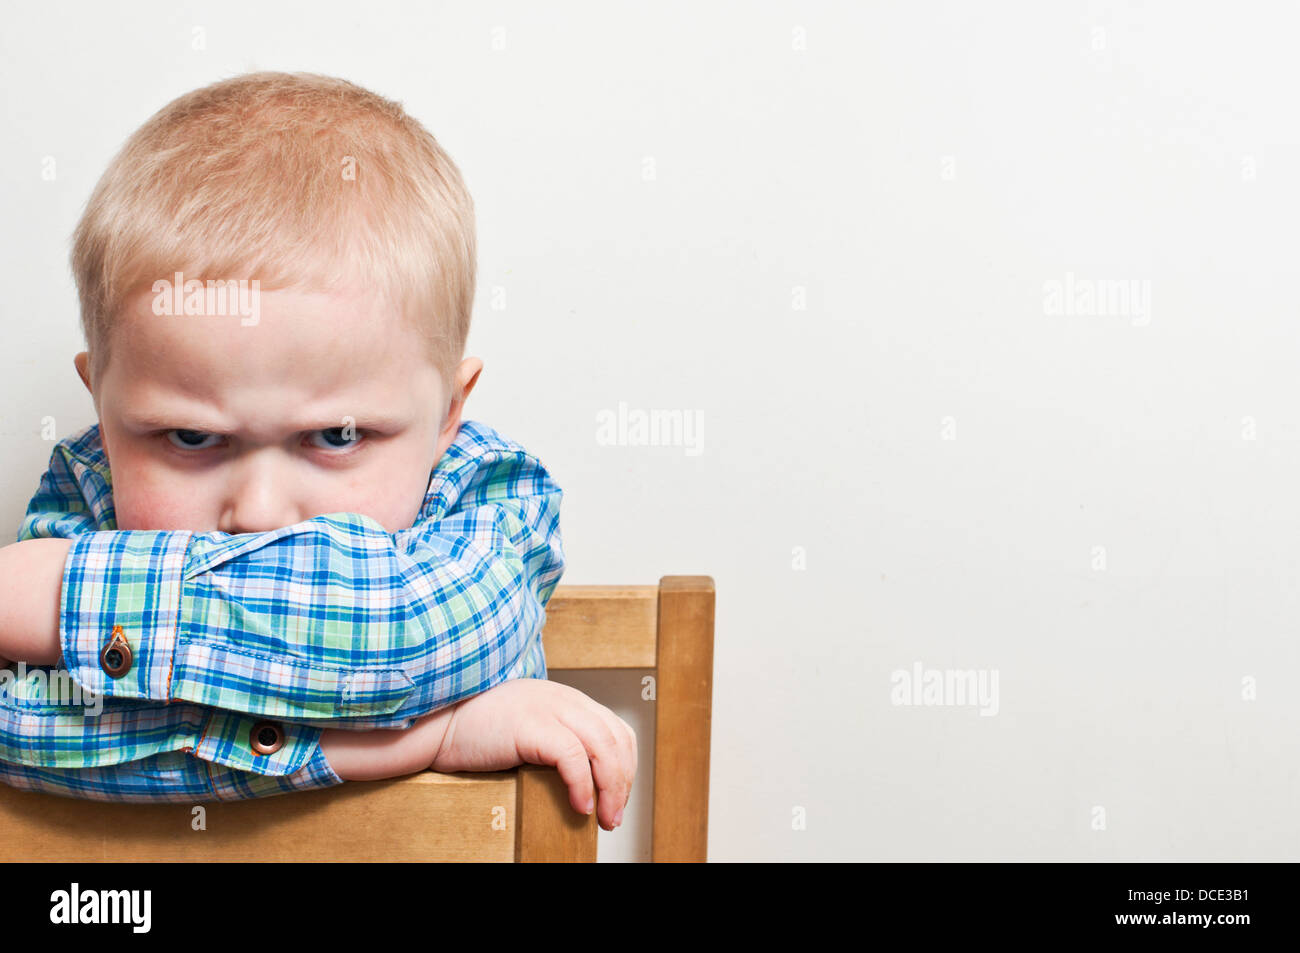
[74,352,92,394]
[436,357,483,455]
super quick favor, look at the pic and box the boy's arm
[9,420,563,729]
[0,731,344,802]
[0,539,65,665]
[320,678,637,830]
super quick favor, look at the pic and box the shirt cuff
[59,529,192,701]
[193,709,321,777]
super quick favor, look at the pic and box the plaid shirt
[0,419,564,801]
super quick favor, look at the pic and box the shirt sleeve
[0,740,343,802]
[25,421,564,729]
[0,673,325,782]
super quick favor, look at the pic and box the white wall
[3,0,1297,861]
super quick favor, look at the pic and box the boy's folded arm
[13,425,564,729]
[0,724,342,802]
[0,642,545,794]
[0,692,328,788]
[0,494,556,796]
[53,498,562,724]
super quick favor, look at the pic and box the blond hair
[71,71,476,406]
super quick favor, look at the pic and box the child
[0,72,633,832]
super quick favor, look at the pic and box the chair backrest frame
[541,575,715,862]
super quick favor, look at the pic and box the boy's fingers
[616,717,636,789]
[575,696,638,807]
[621,720,638,800]
[555,706,630,830]
[520,727,595,817]
[603,713,635,806]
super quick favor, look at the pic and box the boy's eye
[308,427,361,450]
[166,429,222,450]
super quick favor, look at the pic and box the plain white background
[3,1,1299,861]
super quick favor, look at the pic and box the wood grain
[0,770,518,862]
[515,764,598,862]
[651,575,715,862]
[542,585,658,669]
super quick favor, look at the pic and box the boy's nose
[220,454,301,534]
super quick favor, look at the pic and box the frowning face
[81,280,475,535]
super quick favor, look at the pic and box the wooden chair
[0,576,714,862]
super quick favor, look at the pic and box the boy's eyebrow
[119,410,410,433]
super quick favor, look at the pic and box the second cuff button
[250,721,284,755]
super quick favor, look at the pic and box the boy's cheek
[110,463,208,531]
[113,484,204,531]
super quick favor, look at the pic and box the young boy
[0,72,633,832]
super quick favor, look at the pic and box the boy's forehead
[121,283,419,366]
[102,284,441,422]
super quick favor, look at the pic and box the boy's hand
[432,679,637,831]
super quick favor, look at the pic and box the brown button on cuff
[250,721,285,756]
[99,625,133,679]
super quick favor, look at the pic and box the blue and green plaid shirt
[0,419,564,801]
